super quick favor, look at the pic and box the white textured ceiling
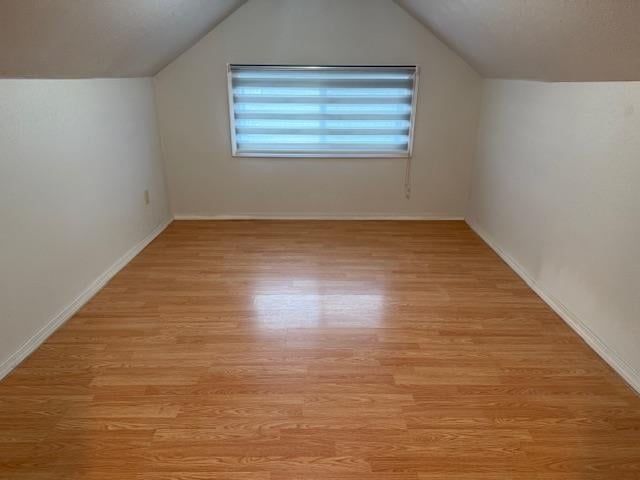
[2,0,640,80]
[0,0,246,78]
[395,0,640,81]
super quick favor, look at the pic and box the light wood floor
[1,220,639,479]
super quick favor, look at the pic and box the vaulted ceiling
[395,0,640,81]
[0,0,246,78]
[1,0,640,81]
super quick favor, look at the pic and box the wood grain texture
[1,220,639,479]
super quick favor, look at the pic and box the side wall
[468,80,640,390]
[0,78,171,377]
[154,0,482,218]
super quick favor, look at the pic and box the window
[227,65,419,158]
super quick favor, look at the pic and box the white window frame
[226,64,420,159]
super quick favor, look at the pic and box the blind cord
[404,155,412,199]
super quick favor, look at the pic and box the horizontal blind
[228,65,418,157]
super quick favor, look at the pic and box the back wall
[154,0,481,218]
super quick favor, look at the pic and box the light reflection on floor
[251,277,385,328]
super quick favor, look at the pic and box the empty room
[1,0,639,478]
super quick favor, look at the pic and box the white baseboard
[174,213,464,221]
[467,219,640,394]
[0,217,173,381]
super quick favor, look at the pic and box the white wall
[469,80,640,390]
[154,0,481,218]
[0,78,171,375]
